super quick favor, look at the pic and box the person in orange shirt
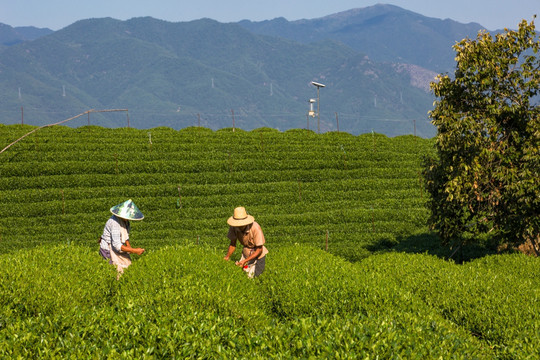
[224,207,268,278]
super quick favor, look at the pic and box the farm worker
[99,199,145,277]
[224,206,268,278]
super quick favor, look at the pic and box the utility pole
[231,109,235,132]
[310,81,325,134]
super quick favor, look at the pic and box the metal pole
[317,86,320,134]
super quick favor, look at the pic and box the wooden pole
[177,186,182,208]
[197,113,201,128]
[21,106,24,126]
[61,190,65,215]
[418,172,423,199]
[335,112,339,133]
[371,206,375,233]
[127,110,130,128]
[325,230,329,251]
[231,109,235,132]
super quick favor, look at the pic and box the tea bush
[0,125,431,260]
[2,125,536,358]
[0,244,496,359]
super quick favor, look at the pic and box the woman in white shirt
[99,199,145,276]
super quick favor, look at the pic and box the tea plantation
[1,124,538,359]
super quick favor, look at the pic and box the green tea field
[1,124,538,359]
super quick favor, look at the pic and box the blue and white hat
[110,199,144,221]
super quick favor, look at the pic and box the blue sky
[0,0,537,31]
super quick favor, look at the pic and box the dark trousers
[254,256,266,277]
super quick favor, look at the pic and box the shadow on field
[368,232,499,264]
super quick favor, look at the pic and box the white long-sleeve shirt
[100,215,130,252]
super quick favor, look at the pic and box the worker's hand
[223,256,230,261]
[134,248,145,255]
[235,260,245,267]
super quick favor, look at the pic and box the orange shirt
[227,221,268,259]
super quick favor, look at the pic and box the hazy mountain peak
[0,22,53,46]
[239,5,484,73]
[0,7,488,137]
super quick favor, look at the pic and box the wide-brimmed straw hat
[227,206,254,227]
[110,199,144,221]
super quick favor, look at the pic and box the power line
[0,109,129,154]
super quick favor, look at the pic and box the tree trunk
[530,236,540,257]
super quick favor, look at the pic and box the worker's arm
[121,240,145,255]
[236,246,262,267]
[224,242,236,260]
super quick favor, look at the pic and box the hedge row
[0,244,496,359]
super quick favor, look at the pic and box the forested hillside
[0,4,487,137]
[0,23,53,48]
[239,4,485,74]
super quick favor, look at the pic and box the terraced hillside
[0,124,433,258]
[2,124,539,359]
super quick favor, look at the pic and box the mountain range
[0,4,491,137]
[0,23,53,49]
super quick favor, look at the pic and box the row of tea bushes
[361,252,540,358]
[0,244,498,359]
[0,125,433,261]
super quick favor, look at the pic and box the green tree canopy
[424,18,540,254]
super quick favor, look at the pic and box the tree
[424,18,539,255]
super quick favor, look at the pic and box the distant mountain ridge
[239,4,485,74]
[0,5,493,136]
[0,23,53,47]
